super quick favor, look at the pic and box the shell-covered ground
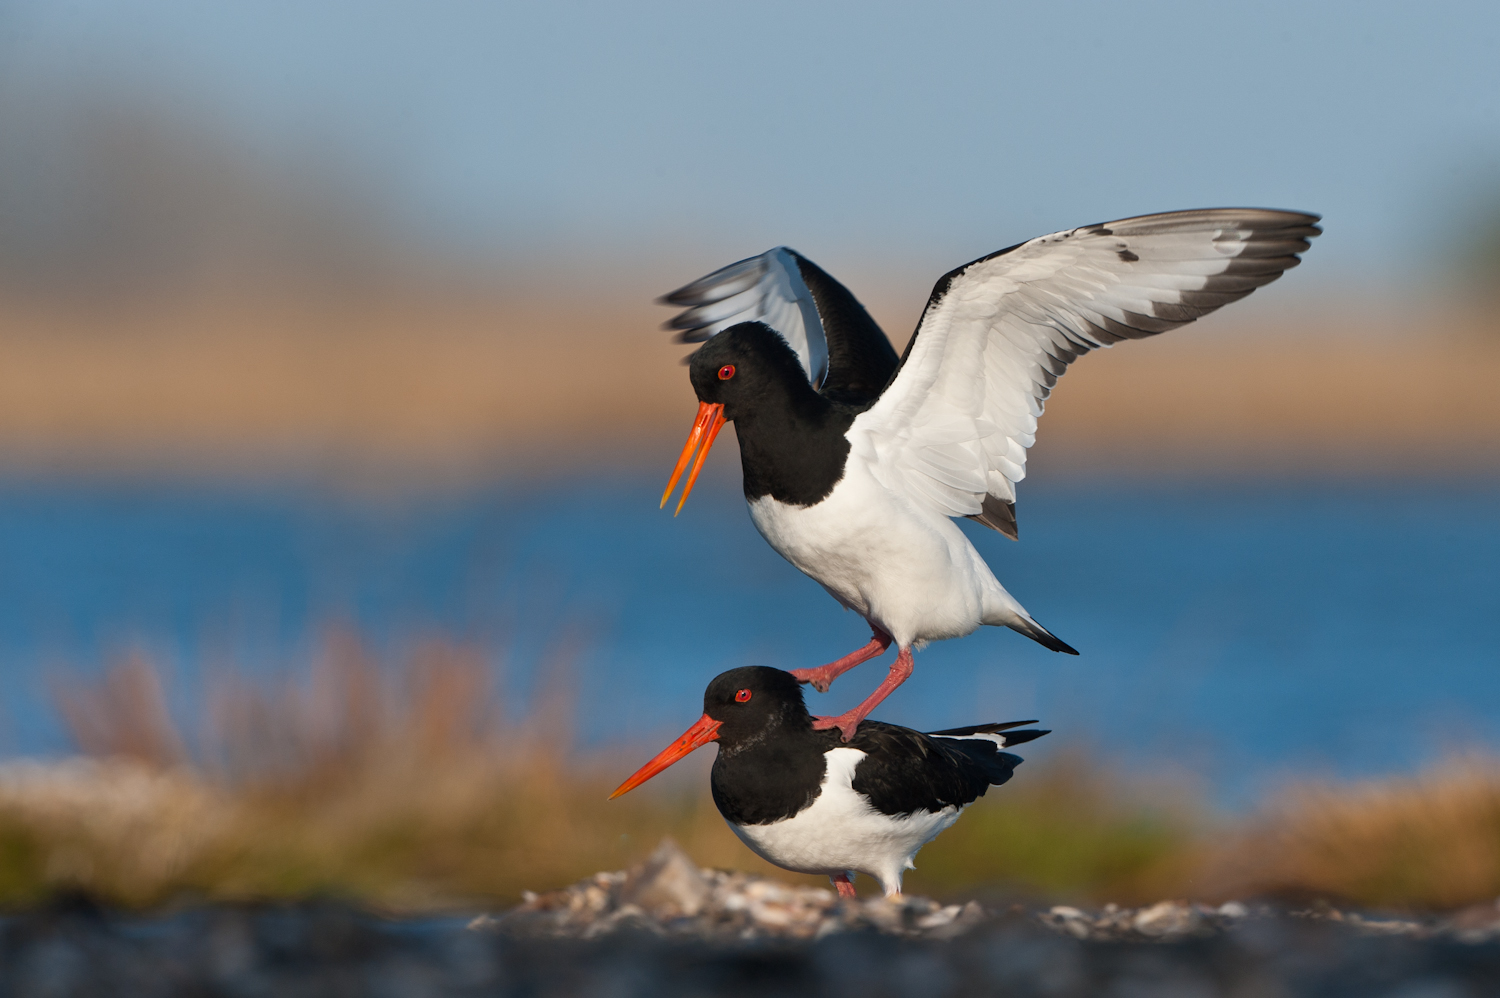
[7,843,1500,998]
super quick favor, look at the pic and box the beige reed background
[1,286,1496,482]
[8,643,1500,912]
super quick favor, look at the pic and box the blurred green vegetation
[903,755,1196,903]
[1469,209,1500,300]
[3,639,1500,913]
[1446,177,1500,304]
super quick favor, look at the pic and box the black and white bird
[658,209,1320,739]
[610,666,1047,898]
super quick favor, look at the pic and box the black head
[688,323,818,421]
[703,666,811,750]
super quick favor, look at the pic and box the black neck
[711,715,836,826]
[734,391,858,506]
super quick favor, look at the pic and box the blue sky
[3,0,1498,284]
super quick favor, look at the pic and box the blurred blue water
[0,473,1495,805]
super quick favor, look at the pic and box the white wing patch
[933,731,1012,750]
[661,247,829,387]
[849,208,1320,536]
[926,719,1044,750]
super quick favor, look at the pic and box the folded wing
[848,208,1321,539]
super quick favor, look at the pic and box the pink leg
[810,647,914,742]
[789,627,892,693]
[831,872,857,899]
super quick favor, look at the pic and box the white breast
[726,747,963,896]
[745,461,1019,646]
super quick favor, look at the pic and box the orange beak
[660,401,727,515]
[608,713,722,799]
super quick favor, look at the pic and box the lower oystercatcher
[609,666,1048,898]
[657,210,1320,740]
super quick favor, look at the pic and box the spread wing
[660,247,900,404]
[847,208,1321,539]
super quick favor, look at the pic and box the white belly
[727,748,961,896]
[746,462,1019,646]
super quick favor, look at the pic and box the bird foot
[808,648,912,742]
[811,711,865,742]
[789,630,893,693]
[831,872,857,899]
[789,664,840,693]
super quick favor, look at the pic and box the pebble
[484,839,1500,946]
[3,871,1500,997]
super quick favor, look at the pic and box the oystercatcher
[610,666,1047,898]
[659,209,1320,739]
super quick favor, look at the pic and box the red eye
[718,365,736,380]
[735,688,752,703]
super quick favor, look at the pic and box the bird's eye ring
[735,688,752,702]
[718,365,736,380]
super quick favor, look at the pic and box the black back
[847,721,1030,817]
[701,667,1049,825]
[786,251,900,406]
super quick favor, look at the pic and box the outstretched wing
[660,247,900,404]
[848,208,1321,539]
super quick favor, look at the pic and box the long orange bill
[660,401,726,516]
[608,713,722,799]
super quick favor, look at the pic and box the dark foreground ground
[8,845,1500,998]
[5,898,1500,998]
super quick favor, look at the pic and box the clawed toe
[788,667,833,693]
[811,714,862,741]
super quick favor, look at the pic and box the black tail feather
[1009,617,1079,655]
[928,720,1038,737]
[942,745,1024,787]
[927,722,1051,750]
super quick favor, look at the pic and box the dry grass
[1196,759,1500,910]
[0,287,1497,480]
[5,635,716,909]
[6,642,1500,912]
[902,752,1198,905]
[0,640,1194,910]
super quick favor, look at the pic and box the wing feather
[660,247,828,384]
[850,208,1320,540]
[659,247,902,403]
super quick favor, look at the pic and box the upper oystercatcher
[609,666,1048,898]
[658,209,1320,739]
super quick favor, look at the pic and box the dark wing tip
[658,285,713,307]
[656,253,771,308]
[998,728,1051,747]
[967,495,1019,540]
[1100,207,1323,235]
